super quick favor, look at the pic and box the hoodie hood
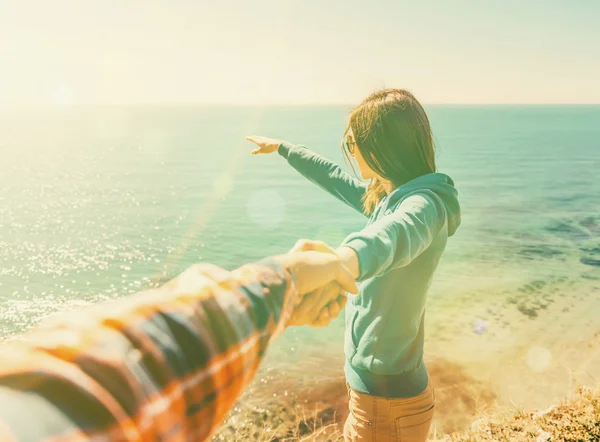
[384,172,461,236]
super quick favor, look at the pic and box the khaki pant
[344,381,435,441]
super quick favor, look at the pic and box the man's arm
[0,254,357,442]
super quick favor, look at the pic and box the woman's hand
[276,251,358,298]
[291,239,360,280]
[246,135,283,155]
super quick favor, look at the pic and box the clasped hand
[287,239,350,328]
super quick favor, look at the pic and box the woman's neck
[380,179,395,194]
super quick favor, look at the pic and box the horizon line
[1,102,600,109]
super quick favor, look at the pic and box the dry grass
[435,386,600,442]
[212,356,499,441]
[214,382,600,441]
[213,361,348,442]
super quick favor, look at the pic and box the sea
[1,105,599,421]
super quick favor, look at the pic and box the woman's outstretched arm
[247,136,367,216]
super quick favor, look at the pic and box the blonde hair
[342,89,436,214]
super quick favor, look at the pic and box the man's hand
[309,293,348,328]
[287,281,346,326]
[285,239,358,327]
[275,248,357,329]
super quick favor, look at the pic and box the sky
[1,0,599,105]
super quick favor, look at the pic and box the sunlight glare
[51,85,75,106]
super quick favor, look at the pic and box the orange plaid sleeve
[0,257,297,442]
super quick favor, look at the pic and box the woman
[247,89,461,441]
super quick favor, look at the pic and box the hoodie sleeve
[342,192,447,281]
[278,141,368,216]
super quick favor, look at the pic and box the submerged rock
[518,245,565,260]
[580,257,600,267]
[544,221,590,240]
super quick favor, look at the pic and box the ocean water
[1,105,599,359]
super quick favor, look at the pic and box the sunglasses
[345,135,356,155]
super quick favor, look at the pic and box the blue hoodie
[278,142,461,398]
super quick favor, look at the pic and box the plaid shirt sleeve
[0,257,297,442]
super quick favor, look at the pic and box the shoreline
[214,270,600,440]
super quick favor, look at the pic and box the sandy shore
[214,269,600,440]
